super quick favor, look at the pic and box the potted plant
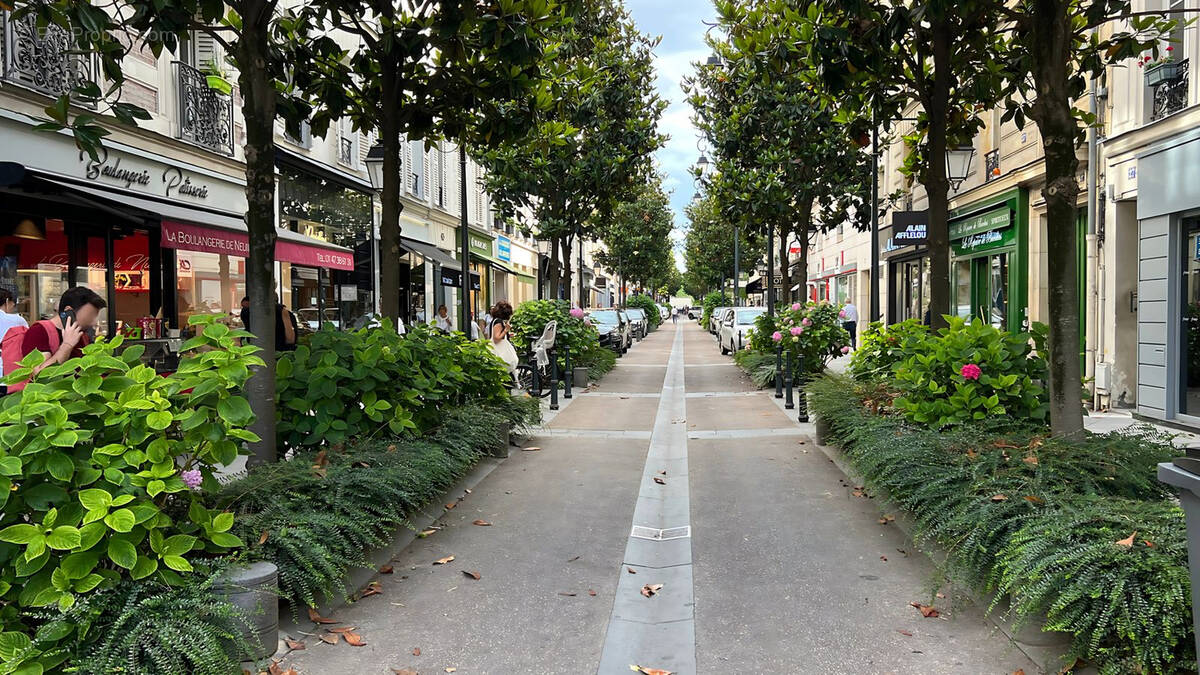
[203,59,233,95]
[1143,47,1183,87]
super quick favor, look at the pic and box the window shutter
[422,146,431,203]
[193,32,221,70]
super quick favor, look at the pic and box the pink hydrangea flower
[801,317,812,327]
[791,303,802,311]
[961,363,982,381]
[790,326,803,336]
[841,345,851,354]
[180,470,202,489]
[569,307,584,319]
[771,331,782,342]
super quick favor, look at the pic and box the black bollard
[549,349,559,411]
[784,350,794,410]
[531,350,541,398]
[797,383,809,423]
[774,343,784,399]
[563,345,573,399]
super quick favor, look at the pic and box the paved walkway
[280,321,1037,674]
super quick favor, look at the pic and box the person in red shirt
[22,286,106,378]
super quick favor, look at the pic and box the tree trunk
[923,22,953,331]
[548,235,561,299]
[797,201,812,302]
[560,235,573,306]
[236,2,279,466]
[1029,0,1084,437]
[778,221,793,305]
[378,64,404,323]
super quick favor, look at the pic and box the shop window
[409,254,426,324]
[0,217,69,324]
[955,260,972,319]
[73,234,110,337]
[111,231,152,335]
[176,251,245,328]
[1181,217,1200,416]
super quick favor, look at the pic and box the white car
[709,307,732,334]
[719,307,767,355]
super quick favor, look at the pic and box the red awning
[161,220,353,271]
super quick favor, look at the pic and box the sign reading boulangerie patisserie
[161,221,354,271]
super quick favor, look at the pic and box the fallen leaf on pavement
[897,629,913,637]
[522,446,541,452]
[285,638,305,650]
[319,633,339,645]
[936,592,945,599]
[558,592,577,597]
[878,515,895,525]
[268,661,284,675]
[434,556,455,565]
[588,589,597,596]
[568,555,581,562]
[1023,495,1044,504]
[464,489,472,494]
[444,502,457,510]
[880,556,888,562]
[473,519,492,526]
[419,529,437,538]
[445,669,457,673]
[1013,670,1026,675]
[361,582,382,597]
[991,494,1009,502]
[630,666,673,675]
[393,670,418,675]
[851,490,866,498]
[328,627,357,634]
[1115,531,1137,548]
[657,470,667,475]
[463,570,481,580]
[308,608,339,624]
[641,584,663,598]
[344,632,367,647]
[909,602,940,618]
[412,647,421,656]
[627,567,637,574]
[379,564,394,574]
[652,477,666,485]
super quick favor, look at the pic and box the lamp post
[459,144,471,335]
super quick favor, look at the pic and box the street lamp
[946,144,977,190]
[364,143,385,194]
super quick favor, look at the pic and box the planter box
[572,366,589,388]
[213,561,278,660]
[490,422,511,458]
[206,74,233,95]
[1146,61,1184,87]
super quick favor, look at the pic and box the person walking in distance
[434,304,453,333]
[841,301,859,349]
[672,306,679,324]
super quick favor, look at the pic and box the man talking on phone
[20,286,106,377]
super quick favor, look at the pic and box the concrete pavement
[279,320,1038,674]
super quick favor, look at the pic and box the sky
[623,0,716,272]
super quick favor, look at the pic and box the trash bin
[1157,452,1200,662]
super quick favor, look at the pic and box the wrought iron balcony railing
[984,149,1000,182]
[337,135,355,166]
[1,11,98,104]
[1150,59,1189,122]
[174,61,234,156]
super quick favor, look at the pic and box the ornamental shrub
[848,320,929,381]
[276,322,510,449]
[0,316,257,674]
[892,317,1048,428]
[747,302,850,378]
[701,291,730,328]
[625,294,662,329]
[509,299,605,373]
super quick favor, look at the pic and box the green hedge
[625,294,662,330]
[808,374,1193,674]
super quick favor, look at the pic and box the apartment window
[1147,0,1189,122]
[337,118,358,168]
[284,121,312,149]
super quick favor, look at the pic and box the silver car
[720,307,766,354]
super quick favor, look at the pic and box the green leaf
[77,523,105,551]
[45,526,81,550]
[209,532,243,548]
[146,479,166,497]
[161,555,193,572]
[145,411,173,430]
[0,524,42,545]
[107,539,137,570]
[60,551,100,579]
[130,555,158,580]
[46,453,74,481]
[0,631,32,660]
[217,396,254,425]
[104,509,135,533]
[49,430,78,447]
[211,512,234,533]
[161,535,197,557]
[0,456,22,476]
[74,572,104,593]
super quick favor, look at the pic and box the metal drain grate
[630,525,691,541]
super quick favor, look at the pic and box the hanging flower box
[1146,60,1184,87]
[206,74,233,95]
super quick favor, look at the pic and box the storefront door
[1180,217,1200,416]
[954,253,1009,329]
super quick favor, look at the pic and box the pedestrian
[1,286,106,394]
[0,289,27,345]
[468,312,480,341]
[241,295,298,352]
[434,304,453,332]
[841,301,859,349]
[487,300,519,373]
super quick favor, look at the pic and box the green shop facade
[948,188,1030,331]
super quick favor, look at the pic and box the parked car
[617,310,636,347]
[687,306,700,320]
[719,307,767,355]
[658,305,670,320]
[709,307,731,334]
[589,309,632,354]
[625,308,649,339]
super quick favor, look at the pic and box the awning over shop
[39,176,354,271]
[400,236,458,268]
[487,259,537,285]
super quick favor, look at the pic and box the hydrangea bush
[747,302,850,378]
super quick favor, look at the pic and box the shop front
[882,210,930,324]
[948,189,1029,331]
[1134,127,1200,425]
[467,230,494,316]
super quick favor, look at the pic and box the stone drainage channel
[596,327,697,674]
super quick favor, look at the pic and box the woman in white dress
[487,300,519,373]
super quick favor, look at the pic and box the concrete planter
[813,414,832,445]
[213,561,279,660]
[490,422,511,458]
[572,367,589,388]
